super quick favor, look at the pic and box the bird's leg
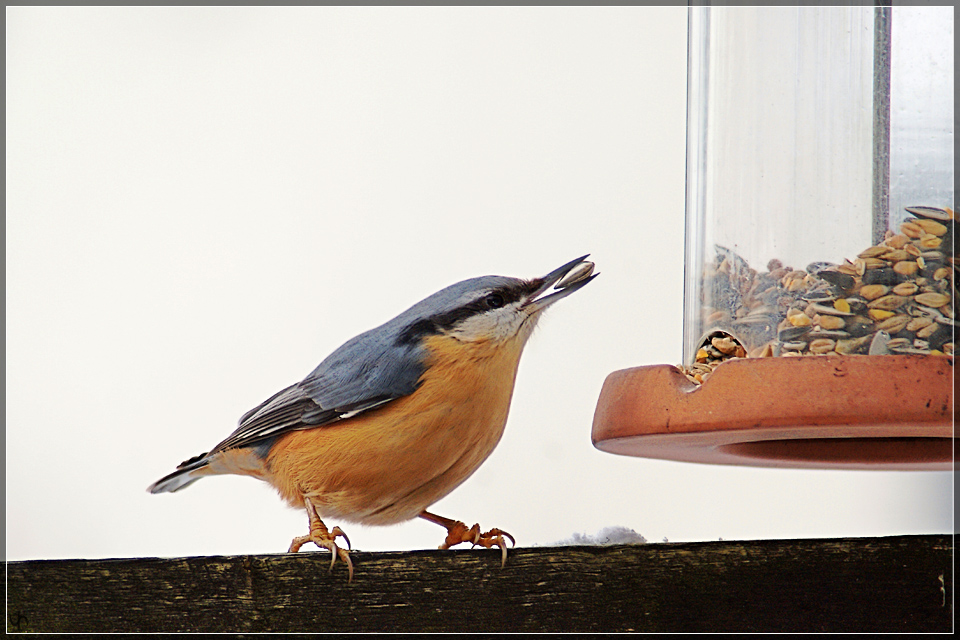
[288,495,354,582]
[419,510,515,567]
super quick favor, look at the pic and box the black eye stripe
[394,284,527,345]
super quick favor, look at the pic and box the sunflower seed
[555,261,595,289]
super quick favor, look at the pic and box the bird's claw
[288,525,354,582]
[471,527,515,568]
[439,521,515,568]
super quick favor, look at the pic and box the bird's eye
[483,293,505,309]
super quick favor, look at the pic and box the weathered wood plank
[6,535,952,633]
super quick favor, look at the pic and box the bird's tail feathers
[147,453,212,494]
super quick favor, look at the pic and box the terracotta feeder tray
[592,355,954,470]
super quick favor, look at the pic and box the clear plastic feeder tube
[683,6,955,365]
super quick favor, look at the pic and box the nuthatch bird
[149,255,597,580]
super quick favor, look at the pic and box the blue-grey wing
[299,331,427,414]
[208,331,427,455]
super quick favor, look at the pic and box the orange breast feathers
[263,332,528,526]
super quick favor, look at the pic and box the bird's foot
[289,523,354,582]
[439,521,516,568]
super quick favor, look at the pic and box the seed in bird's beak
[555,261,595,290]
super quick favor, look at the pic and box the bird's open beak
[523,254,598,314]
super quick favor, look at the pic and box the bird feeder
[593,6,954,470]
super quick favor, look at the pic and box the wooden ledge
[6,535,952,632]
